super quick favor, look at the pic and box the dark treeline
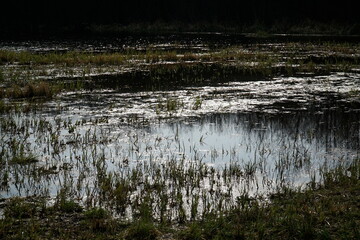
[1,0,359,36]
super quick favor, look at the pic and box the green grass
[176,159,360,240]
[10,154,38,165]
[0,159,359,239]
[1,42,358,67]
[0,100,10,113]
[5,81,54,99]
[125,220,160,240]
[3,197,45,219]
[0,50,127,66]
[0,41,359,101]
[83,208,115,232]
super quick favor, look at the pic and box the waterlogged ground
[0,34,360,221]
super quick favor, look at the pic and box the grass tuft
[4,197,44,219]
[5,82,54,99]
[125,220,160,240]
[10,154,38,165]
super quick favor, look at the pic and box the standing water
[0,34,360,220]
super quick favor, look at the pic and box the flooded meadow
[0,34,360,222]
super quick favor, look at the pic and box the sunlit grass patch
[0,50,127,66]
[0,40,359,100]
[4,81,54,99]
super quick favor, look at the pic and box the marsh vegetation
[0,34,359,239]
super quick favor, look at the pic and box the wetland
[0,33,359,239]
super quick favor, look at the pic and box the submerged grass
[10,154,38,165]
[0,159,359,239]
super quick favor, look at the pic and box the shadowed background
[1,0,359,36]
